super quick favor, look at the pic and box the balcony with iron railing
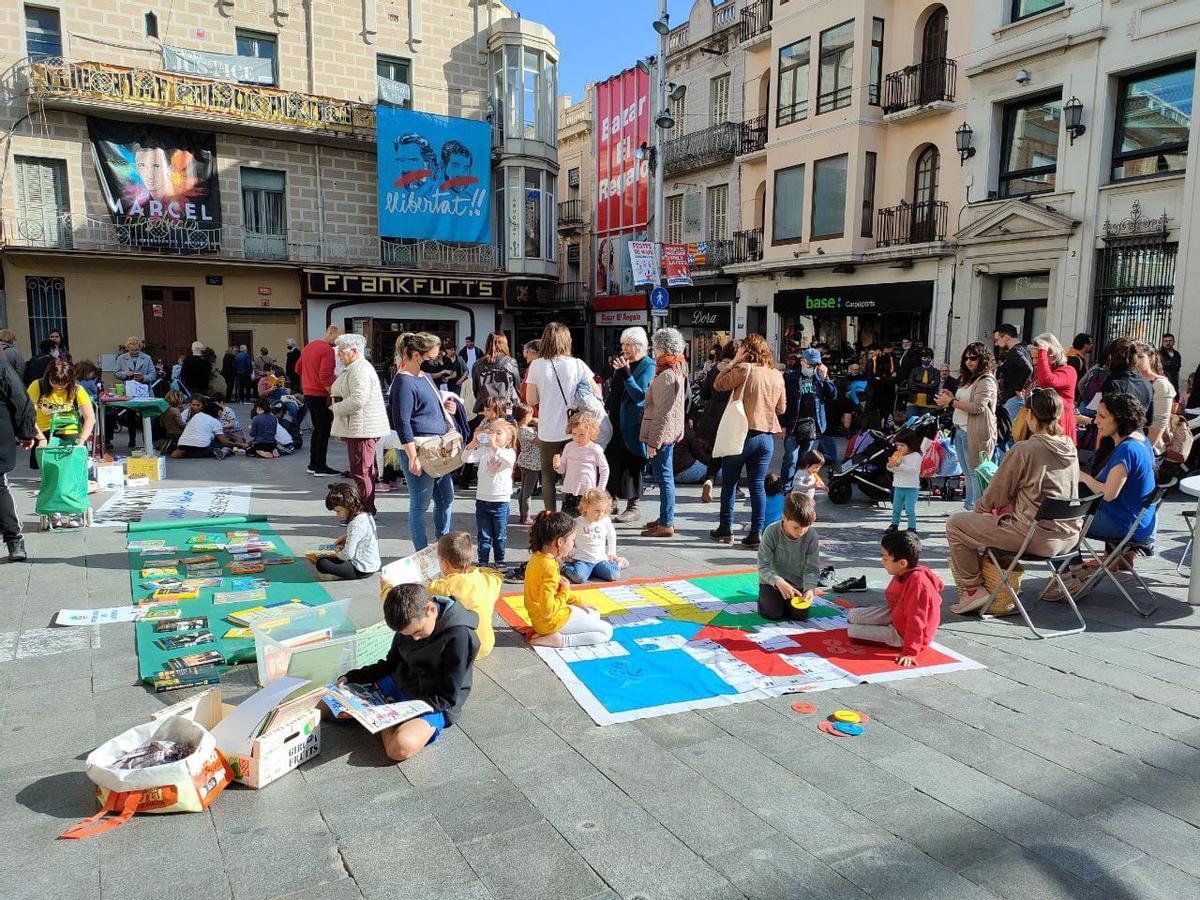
[740,0,772,45]
[882,58,957,119]
[733,228,764,263]
[663,121,739,176]
[876,200,949,247]
[691,239,734,271]
[555,281,587,306]
[0,213,500,273]
[738,116,767,157]
[25,58,376,141]
[557,199,583,230]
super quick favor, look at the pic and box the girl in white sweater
[887,429,922,533]
[562,488,621,583]
[316,482,381,580]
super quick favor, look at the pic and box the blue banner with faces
[376,105,491,244]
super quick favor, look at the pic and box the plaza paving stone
[4,427,1200,899]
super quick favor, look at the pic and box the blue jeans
[892,486,918,530]
[720,432,773,533]
[779,434,815,493]
[675,459,708,484]
[562,558,621,583]
[954,427,980,511]
[651,444,676,527]
[475,499,510,565]
[399,453,454,550]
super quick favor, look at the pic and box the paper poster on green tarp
[128,519,335,683]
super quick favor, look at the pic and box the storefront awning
[774,281,933,315]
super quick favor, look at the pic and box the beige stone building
[553,86,592,350]
[0,1,558,371]
[953,0,1199,363]
[726,0,968,364]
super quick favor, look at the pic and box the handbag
[413,375,464,478]
[1010,405,1032,442]
[61,716,233,839]
[712,370,750,458]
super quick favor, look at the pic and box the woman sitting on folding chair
[947,389,1081,614]
[1048,393,1156,597]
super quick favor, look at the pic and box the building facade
[953,0,1198,360]
[1,1,557,370]
[725,0,968,365]
[553,87,594,353]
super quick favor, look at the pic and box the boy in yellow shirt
[426,532,501,659]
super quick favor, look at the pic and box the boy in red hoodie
[848,529,943,667]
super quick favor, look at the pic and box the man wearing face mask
[780,348,835,490]
[905,348,942,421]
[993,323,1034,442]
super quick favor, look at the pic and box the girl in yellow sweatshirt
[523,511,614,648]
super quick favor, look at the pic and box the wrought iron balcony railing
[876,200,949,247]
[1,213,499,272]
[663,121,739,176]
[738,115,767,155]
[555,281,587,306]
[691,239,734,271]
[732,228,764,263]
[740,0,772,43]
[882,58,957,114]
[557,199,584,228]
[26,59,376,138]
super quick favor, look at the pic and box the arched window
[919,7,949,103]
[912,146,941,241]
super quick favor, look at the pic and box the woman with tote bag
[709,335,785,549]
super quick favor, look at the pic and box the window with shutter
[711,74,730,124]
[706,184,728,241]
[16,156,70,248]
[670,94,686,134]
[666,195,683,245]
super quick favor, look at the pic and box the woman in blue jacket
[604,327,655,523]
[779,348,836,490]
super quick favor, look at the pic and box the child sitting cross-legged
[315,481,381,580]
[248,398,280,458]
[524,511,614,648]
[848,529,943,667]
[427,531,501,659]
[757,491,821,621]
[331,583,480,761]
[562,488,620,584]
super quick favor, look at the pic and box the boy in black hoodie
[337,583,480,761]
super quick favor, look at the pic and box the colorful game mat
[498,569,983,726]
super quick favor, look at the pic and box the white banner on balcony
[628,241,658,288]
[377,77,412,106]
[162,46,274,85]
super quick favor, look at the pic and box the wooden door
[142,286,197,365]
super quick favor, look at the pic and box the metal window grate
[25,275,68,349]
[1094,205,1177,349]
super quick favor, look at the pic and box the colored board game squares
[780,628,961,678]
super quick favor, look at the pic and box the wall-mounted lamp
[652,14,670,35]
[1064,96,1086,145]
[655,109,676,129]
[955,121,976,165]
[668,82,687,101]
[636,56,653,75]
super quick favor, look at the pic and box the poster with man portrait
[376,105,491,244]
[87,117,221,250]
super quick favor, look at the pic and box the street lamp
[655,109,676,129]
[1064,96,1086,145]
[652,14,670,35]
[955,121,976,165]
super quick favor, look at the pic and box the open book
[323,682,433,734]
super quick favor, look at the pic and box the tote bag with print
[712,373,749,459]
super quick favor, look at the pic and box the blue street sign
[650,287,670,310]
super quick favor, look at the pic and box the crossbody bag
[412,374,464,477]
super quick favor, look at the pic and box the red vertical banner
[635,66,650,231]
[621,68,636,230]
[610,72,623,233]
[595,81,610,236]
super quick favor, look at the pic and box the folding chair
[1073,479,1175,618]
[977,493,1103,640]
[1177,508,1195,576]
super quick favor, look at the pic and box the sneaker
[6,538,27,562]
[311,467,340,477]
[214,447,231,460]
[816,566,837,588]
[519,515,535,526]
[375,482,394,494]
[613,502,641,524]
[831,575,867,593]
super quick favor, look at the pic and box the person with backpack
[779,348,835,491]
[524,322,600,514]
[993,324,1034,439]
[470,332,520,416]
[604,327,654,524]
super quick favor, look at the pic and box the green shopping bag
[974,450,998,495]
[35,412,90,516]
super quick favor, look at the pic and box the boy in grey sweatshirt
[757,492,821,620]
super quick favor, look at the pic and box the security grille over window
[25,275,68,349]
[1094,201,1176,350]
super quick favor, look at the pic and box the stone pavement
[4,433,1200,900]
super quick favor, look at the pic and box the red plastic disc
[791,701,817,714]
[818,721,853,738]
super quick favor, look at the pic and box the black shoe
[504,562,526,583]
[742,532,761,550]
[831,575,867,593]
[6,538,27,562]
[817,565,837,588]
[311,466,340,477]
[338,469,351,478]
[885,524,899,534]
[710,527,733,544]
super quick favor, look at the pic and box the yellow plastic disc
[790,590,814,610]
[832,709,862,723]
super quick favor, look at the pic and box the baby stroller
[36,412,93,530]
[827,413,939,504]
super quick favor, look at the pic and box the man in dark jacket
[1159,333,1182,391]
[0,358,36,561]
[337,583,479,761]
[23,339,57,386]
[780,348,836,489]
[993,323,1034,433]
[284,338,302,393]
